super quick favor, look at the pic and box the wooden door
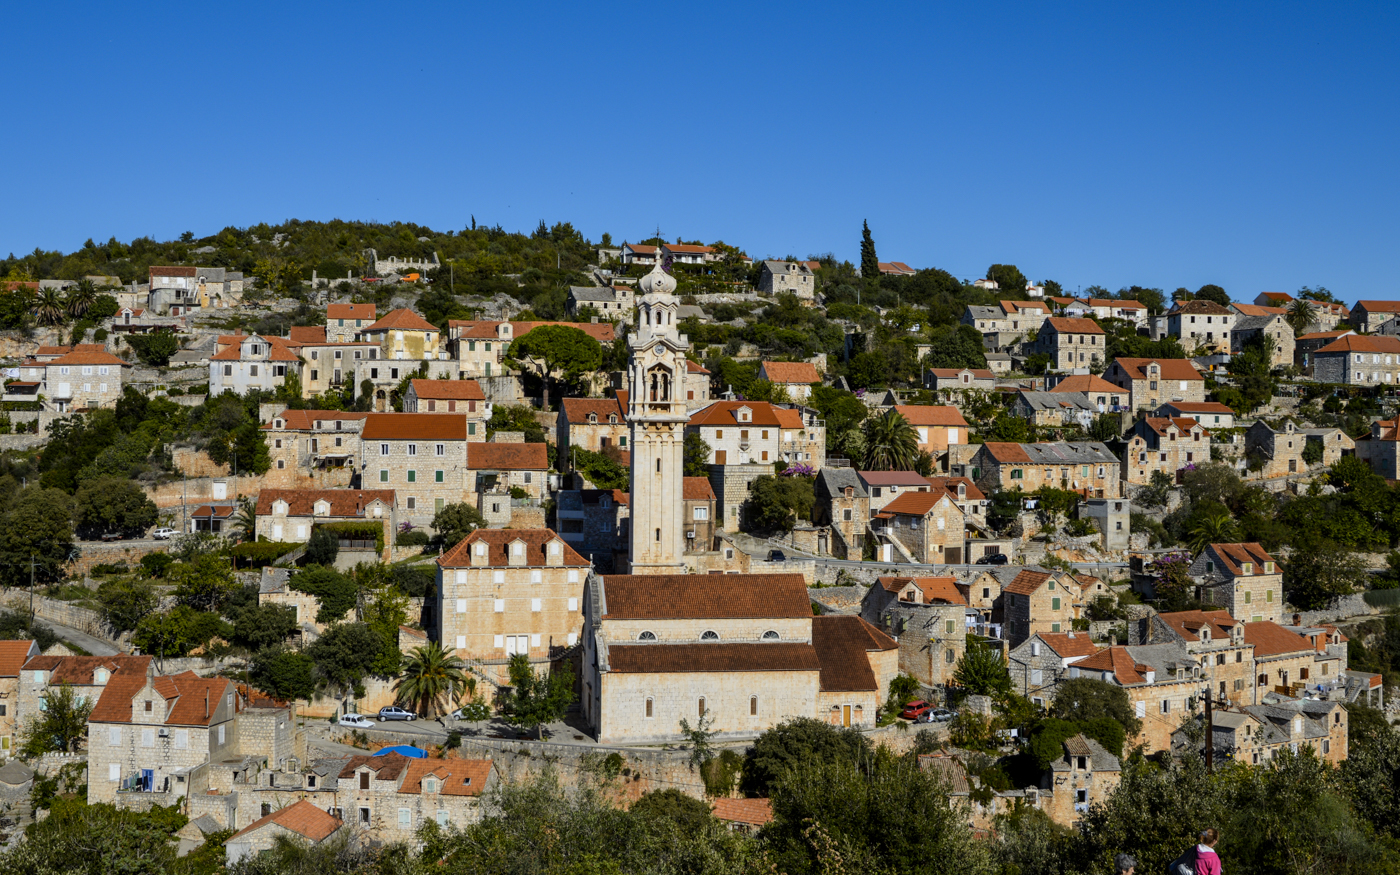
[842,705,851,727]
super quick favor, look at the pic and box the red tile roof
[209,336,301,362]
[449,320,617,344]
[226,799,342,844]
[1297,329,1354,341]
[881,490,954,517]
[398,756,493,797]
[1111,358,1205,382]
[361,413,468,441]
[328,303,377,321]
[607,643,821,673]
[711,797,773,825]
[761,361,821,384]
[1259,292,1294,304]
[1317,334,1400,355]
[1045,317,1104,334]
[1231,304,1286,317]
[1142,417,1208,437]
[1355,300,1400,314]
[40,654,148,685]
[1160,402,1234,414]
[1036,632,1098,659]
[0,641,37,677]
[1003,570,1053,596]
[92,670,237,727]
[338,752,412,781]
[894,405,969,427]
[150,266,197,278]
[980,442,1034,464]
[438,528,588,568]
[683,477,716,500]
[410,379,485,401]
[191,505,236,519]
[266,410,368,431]
[256,488,394,517]
[1050,375,1123,394]
[859,471,934,487]
[366,308,438,331]
[287,326,326,344]
[811,615,895,691]
[664,243,713,254]
[1075,647,1150,685]
[688,401,803,429]
[1171,300,1233,315]
[686,359,710,374]
[601,574,811,620]
[562,396,624,423]
[1243,621,1313,657]
[1205,543,1276,576]
[1155,609,1239,643]
[926,368,996,380]
[924,476,985,501]
[468,442,548,470]
[46,349,128,367]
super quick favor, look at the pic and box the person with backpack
[1193,829,1222,875]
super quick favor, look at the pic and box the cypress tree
[860,220,879,280]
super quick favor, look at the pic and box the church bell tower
[625,260,691,575]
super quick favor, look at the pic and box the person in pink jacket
[1193,828,1222,875]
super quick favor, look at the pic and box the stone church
[580,261,897,743]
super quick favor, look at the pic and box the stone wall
[1294,593,1374,626]
[67,540,171,578]
[0,588,124,644]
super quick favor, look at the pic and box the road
[43,619,120,656]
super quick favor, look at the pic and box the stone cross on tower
[625,259,691,574]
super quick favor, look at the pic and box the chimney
[1144,670,1155,684]
[1067,631,1075,639]
[1293,613,1302,626]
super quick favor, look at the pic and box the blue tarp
[373,745,428,758]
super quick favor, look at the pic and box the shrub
[90,562,129,576]
[229,541,297,567]
[397,530,430,546]
[165,386,184,397]
[509,486,528,500]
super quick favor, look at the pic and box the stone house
[683,477,718,551]
[356,754,496,842]
[148,266,245,315]
[858,470,938,514]
[1244,419,1318,479]
[1007,632,1098,705]
[924,367,996,393]
[326,303,378,343]
[1010,390,1099,428]
[1166,300,1235,353]
[447,320,616,378]
[686,401,824,468]
[758,261,815,299]
[18,654,153,751]
[40,347,129,413]
[224,799,344,865]
[293,340,381,399]
[1350,300,1400,332]
[1172,700,1347,767]
[1046,735,1121,828]
[253,488,394,547]
[359,309,442,361]
[1354,416,1400,479]
[262,410,368,483]
[553,488,627,572]
[712,797,774,834]
[1068,644,1203,753]
[962,305,1007,334]
[1002,569,1082,646]
[1246,620,1347,699]
[1102,358,1206,411]
[1231,314,1294,367]
[1000,299,1053,334]
[257,567,351,636]
[1294,329,1355,371]
[1123,417,1210,485]
[559,394,629,470]
[893,405,969,455]
[861,576,970,687]
[467,441,549,501]
[87,669,247,806]
[759,361,821,401]
[814,468,869,560]
[567,286,632,316]
[580,572,896,743]
[1045,374,1129,411]
[1147,610,1256,707]
[1035,317,1105,372]
[925,476,987,525]
[1189,543,1283,623]
[0,640,41,755]
[360,413,474,523]
[435,529,590,684]
[1310,334,1400,387]
[874,489,967,564]
[1302,427,1355,467]
[210,334,300,396]
[403,379,491,439]
[1154,401,1236,429]
[970,441,1121,499]
[684,359,711,409]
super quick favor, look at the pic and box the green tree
[952,635,1012,697]
[572,447,628,489]
[303,526,339,566]
[1195,284,1230,306]
[1049,677,1143,738]
[394,641,469,718]
[859,220,879,281]
[506,324,602,410]
[0,488,75,589]
[72,476,158,538]
[125,331,180,366]
[33,288,65,326]
[986,414,1031,443]
[923,324,989,370]
[307,622,385,698]
[1186,507,1240,553]
[1284,539,1368,610]
[629,788,715,833]
[683,431,712,477]
[432,502,487,549]
[846,350,890,389]
[249,647,316,701]
[987,263,1028,294]
[64,280,98,319]
[170,553,239,612]
[228,601,297,651]
[95,578,158,635]
[861,408,918,470]
[20,683,93,755]
[498,653,575,739]
[741,474,815,532]
[743,716,873,796]
[227,496,257,543]
[359,569,408,677]
[288,565,355,622]
[1286,298,1315,337]
[1088,413,1123,443]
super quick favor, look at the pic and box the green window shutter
[468,423,476,435]
[407,470,416,483]
[469,341,475,351]
[338,319,344,327]
[619,436,627,447]
[1052,597,1061,611]
[1052,623,1061,633]
[435,470,444,483]
[379,470,388,483]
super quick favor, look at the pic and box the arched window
[655,527,661,542]
[750,696,758,716]
[698,697,706,717]
[762,630,779,640]
[638,631,656,641]
[701,630,719,641]
[645,697,653,718]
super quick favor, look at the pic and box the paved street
[43,619,120,656]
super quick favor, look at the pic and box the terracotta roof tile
[981,442,1034,464]
[1142,417,1208,437]
[562,396,624,423]
[1356,300,1400,313]
[894,405,969,427]
[601,574,811,620]
[880,576,964,605]
[1045,316,1104,334]
[1297,329,1354,340]
[608,643,821,673]
[686,360,710,374]
[927,368,996,380]
[361,413,468,441]
[338,751,412,781]
[288,326,327,344]
[683,477,716,500]
[366,309,438,331]
[1074,647,1150,684]
[1111,358,1205,382]
[1160,402,1234,414]
[1243,621,1313,657]
[88,665,150,724]
[1003,570,1053,596]
[46,654,147,685]
[468,442,548,470]
[1206,543,1276,576]
[1231,304,1286,316]
[1171,300,1233,315]
[664,243,713,254]
[266,410,369,431]
[150,266,196,278]
[761,361,821,384]
[398,756,493,797]
[1037,632,1098,659]
[711,797,773,825]
[881,490,955,517]
[0,641,37,677]
[225,799,342,844]
[1050,375,1123,394]
[858,471,934,487]
[688,401,804,429]
[163,672,237,726]
[1317,335,1400,355]
[1155,610,1239,643]
[410,379,485,401]
[924,476,985,501]
[46,349,128,367]
[327,303,377,321]
[256,489,395,517]
[437,528,588,568]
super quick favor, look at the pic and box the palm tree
[64,279,98,319]
[230,497,257,543]
[861,409,919,471]
[33,288,64,326]
[1285,298,1314,338]
[394,642,469,719]
[1187,509,1239,554]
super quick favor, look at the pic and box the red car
[900,700,932,721]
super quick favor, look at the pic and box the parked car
[377,706,417,721]
[768,550,786,562]
[152,527,177,540]
[976,552,1009,566]
[920,708,957,723]
[899,700,932,721]
[338,713,373,728]
[100,532,124,542]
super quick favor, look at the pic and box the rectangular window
[407,443,417,456]
[1052,597,1061,611]
[109,726,120,745]
[379,469,388,483]
[142,728,154,747]
[531,598,542,612]
[494,599,505,613]
[175,729,188,750]
[218,725,225,745]
[568,597,578,611]
[435,470,444,483]
[399,808,411,825]
[407,470,416,483]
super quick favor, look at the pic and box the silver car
[377,706,417,721]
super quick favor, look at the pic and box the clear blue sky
[4,2,1397,301]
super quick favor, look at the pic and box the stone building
[262,410,368,484]
[1007,632,1098,705]
[1294,329,1355,371]
[1310,334,1400,387]
[435,528,590,685]
[1146,610,1256,707]
[1046,735,1121,828]
[342,754,496,842]
[1354,415,1400,479]
[447,320,616,378]
[873,489,967,564]
[403,379,491,439]
[359,309,442,361]
[19,654,151,753]
[559,394,629,469]
[1010,390,1099,428]
[860,576,969,687]
[0,640,41,754]
[1230,314,1294,367]
[757,361,822,402]
[1189,543,1282,623]
[814,468,868,559]
[687,401,825,469]
[361,413,472,524]
[1246,619,1348,698]
[684,359,711,410]
[1244,419,1319,479]
[253,488,394,547]
[1045,374,1129,411]
[39,346,129,412]
[1122,417,1210,485]
[810,615,899,727]
[567,285,633,316]
[210,334,300,396]
[292,338,381,399]
[224,799,344,866]
[1067,644,1204,753]
[1154,401,1236,429]
[924,367,996,393]
[147,265,244,314]
[970,441,1121,499]
[257,567,351,636]
[1165,300,1235,353]
[1035,317,1105,372]
[326,303,378,343]
[683,476,718,551]
[893,405,969,456]
[554,488,627,572]
[1173,700,1349,766]
[859,470,939,514]
[1002,569,1082,646]
[1350,300,1400,332]
[758,261,815,299]
[1102,358,1206,411]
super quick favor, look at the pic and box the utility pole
[1205,693,1214,773]
[28,553,38,623]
